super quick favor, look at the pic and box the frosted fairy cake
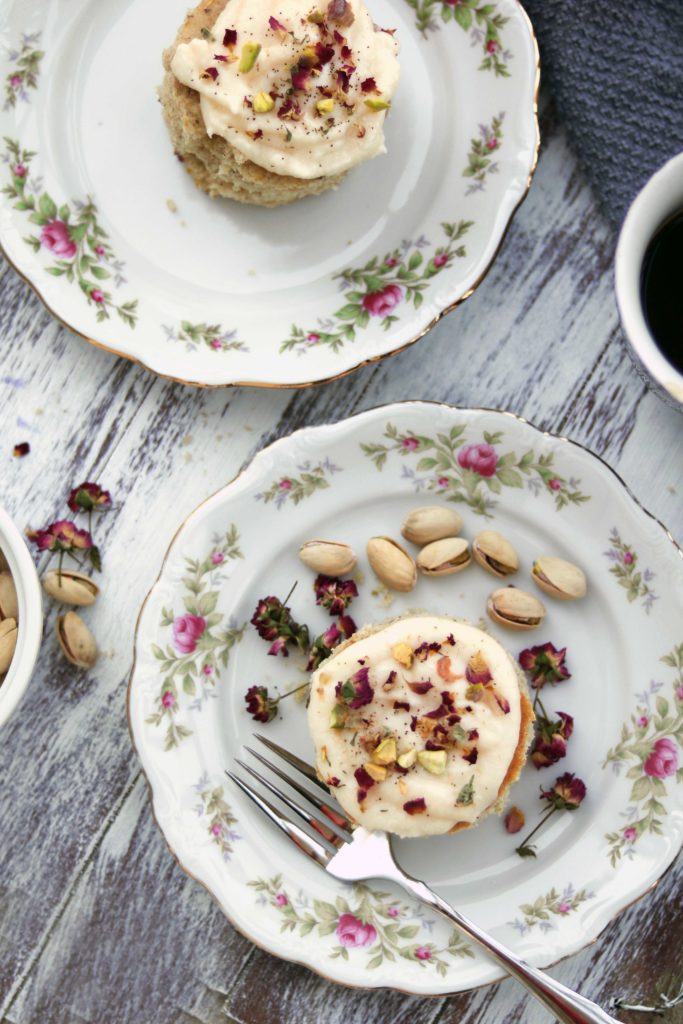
[160,0,400,206]
[308,615,534,838]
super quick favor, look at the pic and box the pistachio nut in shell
[0,617,17,674]
[401,506,463,546]
[0,571,18,619]
[42,569,99,607]
[366,536,417,592]
[298,540,356,577]
[56,611,98,669]
[531,556,587,601]
[417,537,471,577]
[472,531,519,578]
[487,586,546,631]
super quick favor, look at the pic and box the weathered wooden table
[0,96,681,1024]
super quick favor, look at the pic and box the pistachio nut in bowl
[0,506,43,727]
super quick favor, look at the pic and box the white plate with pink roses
[0,0,537,387]
[129,402,683,994]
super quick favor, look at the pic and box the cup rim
[0,507,43,727]
[615,151,683,403]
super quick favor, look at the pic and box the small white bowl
[0,507,43,726]
[615,151,683,410]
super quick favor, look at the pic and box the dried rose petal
[393,700,410,712]
[463,747,478,765]
[414,641,441,662]
[327,776,341,787]
[403,797,427,815]
[360,76,377,93]
[223,28,238,46]
[268,15,288,31]
[408,681,433,695]
[466,652,492,686]
[214,54,228,62]
[505,806,525,834]
[425,740,444,752]
[13,442,30,458]
[315,41,335,64]
[335,666,373,709]
[327,0,355,26]
[202,66,219,81]
[354,766,375,790]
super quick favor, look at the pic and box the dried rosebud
[67,481,112,513]
[505,806,525,833]
[313,574,358,616]
[306,615,356,670]
[27,519,93,553]
[250,593,309,657]
[13,442,30,458]
[531,711,574,769]
[244,685,277,723]
[403,797,427,815]
[335,666,373,709]
[519,642,571,689]
[541,772,587,811]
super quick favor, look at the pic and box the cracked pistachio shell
[0,571,18,620]
[298,540,356,577]
[0,617,17,674]
[401,506,463,546]
[56,611,98,669]
[366,536,417,593]
[472,530,519,578]
[531,556,587,601]
[42,569,99,607]
[487,587,546,631]
[417,537,471,577]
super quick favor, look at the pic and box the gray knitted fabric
[522,0,683,226]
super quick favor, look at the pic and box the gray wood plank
[0,96,680,1024]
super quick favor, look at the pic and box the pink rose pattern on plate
[146,525,245,750]
[280,221,472,355]
[248,876,473,974]
[4,32,43,110]
[604,643,683,866]
[509,884,594,936]
[406,0,511,76]
[163,320,248,355]
[604,527,658,613]
[362,422,590,516]
[192,773,240,861]
[255,458,342,509]
[3,140,138,326]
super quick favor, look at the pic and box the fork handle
[398,877,623,1024]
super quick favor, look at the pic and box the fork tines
[226,734,354,867]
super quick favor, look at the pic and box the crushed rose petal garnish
[403,798,427,815]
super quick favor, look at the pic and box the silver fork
[228,736,624,1024]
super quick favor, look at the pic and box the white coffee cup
[615,151,683,410]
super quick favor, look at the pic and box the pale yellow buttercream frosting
[171,0,400,179]
[308,616,526,838]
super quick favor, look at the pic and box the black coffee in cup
[640,211,683,374]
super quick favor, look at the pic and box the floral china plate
[129,402,683,994]
[0,0,538,387]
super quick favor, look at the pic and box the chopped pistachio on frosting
[171,0,400,179]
